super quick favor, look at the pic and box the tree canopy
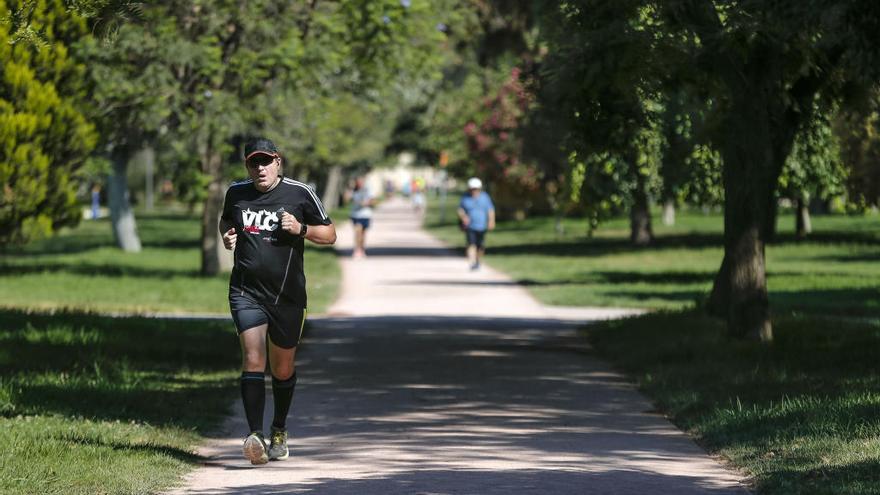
[4,0,880,341]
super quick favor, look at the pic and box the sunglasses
[246,154,277,168]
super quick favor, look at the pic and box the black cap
[244,138,278,160]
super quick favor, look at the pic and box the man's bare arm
[306,224,337,245]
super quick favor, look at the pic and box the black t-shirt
[221,177,332,308]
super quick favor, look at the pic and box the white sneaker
[243,431,269,465]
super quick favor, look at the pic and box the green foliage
[77,0,447,202]
[659,90,724,207]
[463,67,547,217]
[0,0,96,244]
[536,2,666,231]
[837,96,880,210]
[397,1,538,172]
[780,108,846,204]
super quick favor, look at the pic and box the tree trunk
[795,195,812,239]
[554,212,565,237]
[706,254,729,318]
[630,170,653,245]
[765,195,779,241]
[108,152,142,252]
[322,164,343,211]
[662,198,676,226]
[708,85,798,341]
[140,145,155,212]
[200,150,229,276]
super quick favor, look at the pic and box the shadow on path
[181,468,739,495]
[195,314,751,495]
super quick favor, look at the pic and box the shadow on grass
[0,261,202,278]
[0,261,202,280]
[514,271,713,288]
[0,308,238,432]
[0,230,114,256]
[484,230,879,259]
[57,432,208,463]
[771,231,880,246]
[785,459,880,491]
[485,233,725,258]
[595,271,716,284]
[770,287,880,318]
[588,310,880,493]
[815,252,880,263]
[1,215,203,257]
[597,286,880,317]
[603,289,704,304]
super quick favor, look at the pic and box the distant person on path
[457,177,495,271]
[219,138,336,465]
[349,176,375,259]
[90,183,101,219]
[411,177,426,214]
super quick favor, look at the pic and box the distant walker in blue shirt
[457,177,495,271]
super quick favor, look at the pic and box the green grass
[0,309,239,495]
[588,312,880,495]
[425,199,880,316]
[0,211,341,314]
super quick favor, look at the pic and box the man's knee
[242,351,265,371]
[271,363,295,381]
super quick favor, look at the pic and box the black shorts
[465,229,486,249]
[229,292,306,349]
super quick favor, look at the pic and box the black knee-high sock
[240,371,265,433]
[271,372,297,430]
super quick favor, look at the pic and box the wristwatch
[298,223,308,238]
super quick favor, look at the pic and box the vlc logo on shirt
[242,208,283,234]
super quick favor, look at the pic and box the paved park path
[169,197,749,494]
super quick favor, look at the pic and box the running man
[457,177,495,271]
[220,138,336,465]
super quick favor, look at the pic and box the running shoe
[268,427,289,460]
[243,431,269,465]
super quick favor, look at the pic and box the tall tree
[661,1,880,340]
[536,0,880,339]
[77,13,175,252]
[0,0,96,244]
[538,1,665,245]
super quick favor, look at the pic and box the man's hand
[222,227,237,250]
[281,211,302,236]
[461,215,470,228]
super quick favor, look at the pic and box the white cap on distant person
[467,177,482,189]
